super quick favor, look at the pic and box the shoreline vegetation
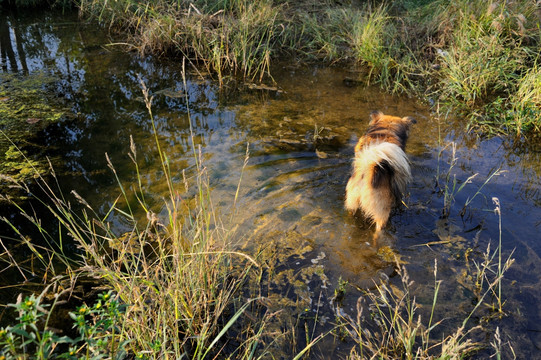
[6,0,541,137]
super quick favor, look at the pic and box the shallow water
[2,9,541,358]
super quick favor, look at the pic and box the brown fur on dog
[345,111,415,231]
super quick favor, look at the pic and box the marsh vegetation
[0,80,516,358]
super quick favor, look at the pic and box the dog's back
[345,111,415,231]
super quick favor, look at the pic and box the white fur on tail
[345,142,411,230]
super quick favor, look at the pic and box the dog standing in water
[345,111,415,233]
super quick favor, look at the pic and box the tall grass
[436,22,524,108]
[73,0,541,135]
[344,261,479,359]
[79,0,281,85]
[436,140,506,218]
[421,0,540,135]
[343,244,514,359]
[10,0,541,135]
[509,62,541,134]
[286,3,417,92]
[1,74,267,357]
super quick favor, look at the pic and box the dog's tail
[361,142,411,195]
[345,142,411,230]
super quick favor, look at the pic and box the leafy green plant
[0,290,127,360]
[1,293,68,359]
[70,291,129,359]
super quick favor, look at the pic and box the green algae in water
[0,72,67,186]
[2,145,42,181]
[0,72,65,129]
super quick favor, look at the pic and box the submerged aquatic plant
[0,73,65,128]
[0,73,67,185]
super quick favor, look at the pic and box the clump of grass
[80,0,281,85]
[288,3,417,92]
[342,245,513,359]
[68,165,257,358]
[508,63,541,135]
[436,26,524,109]
[349,5,389,67]
[421,0,540,135]
[290,8,352,62]
[350,4,419,93]
[74,84,261,357]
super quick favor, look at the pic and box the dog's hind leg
[367,184,392,231]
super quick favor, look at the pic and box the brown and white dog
[345,111,415,232]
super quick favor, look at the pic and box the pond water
[1,9,541,359]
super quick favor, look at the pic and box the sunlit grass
[72,0,541,136]
[343,245,514,360]
[422,0,539,135]
[509,63,541,135]
[79,0,280,85]
[1,72,266,357]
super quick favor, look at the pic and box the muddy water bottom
[1,9,541,358]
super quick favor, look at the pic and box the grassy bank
[70,0,540,136]
[3,0,540,135]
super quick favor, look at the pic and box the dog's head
[367,110,416,149]
[369,110,416,128]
